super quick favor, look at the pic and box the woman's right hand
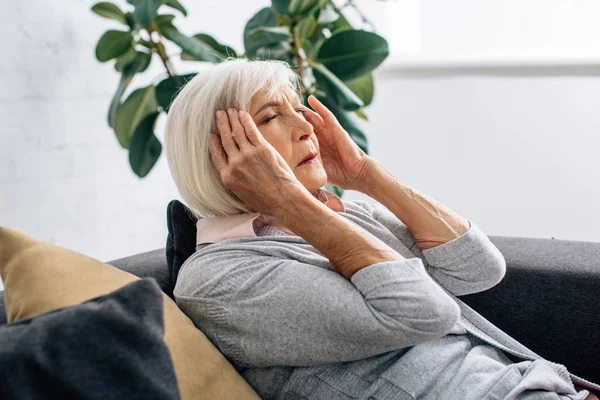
[208,108,305,216]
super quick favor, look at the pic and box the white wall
[2,0,600,291]
[421,0,600,55]
[1,0,270,292]
[358,74,600,244]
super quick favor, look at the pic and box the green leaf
[108,52,153,128]
[156,73,196,112]
[344,73,374,106]
[312,63,362,111]
[254,42,293,62]
[134,51,152,72]
[294,15,316,49]
[91,2,127,25]
[317,94,368,154]
[179,53,198,62]
[155,14,175,28]
[324,183,344,198]
[248,26,291,38]
[328,11,352,33]
[288,0,302,14]
[244,7,279,58]
[139,39,152,49]
[246,26,291,58]
[354,108,368,120]
[116,48,151,72]
[317,3,339,25]
[114,85,159,148]
[165,0,187,16]
[108,62,136,129]
[134,0,164,28]
[114,47,137,71]
[95,30,133,62]
[181,34,237,61]
[160,23,223,63]
[271,0,291,15]
[316,30,389,82]
[193,34,237,58]
[305,29,326,59]
[289,0,318,15]
[124,12,137,30]
[245,26,291,60]
[129,112,162,178]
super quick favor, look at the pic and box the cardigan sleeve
[173,247,460,368]
[369,202,506,297]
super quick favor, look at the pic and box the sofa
[1,233,599,396]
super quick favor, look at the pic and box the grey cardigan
[174,200,600,398]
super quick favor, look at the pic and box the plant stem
[291,29,305,81]
[156,41,176,77]
[330,0,346,15]
[146,26,181,85]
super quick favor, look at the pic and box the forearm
[273,187,405,280]
[357,158,470,249]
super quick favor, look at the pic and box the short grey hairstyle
[164,58,302,220]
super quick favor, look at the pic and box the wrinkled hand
[208,108,305,216]
[303,95,370,191]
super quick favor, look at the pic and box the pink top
[196,188,346,245]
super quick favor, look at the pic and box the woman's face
[248,87,327,193]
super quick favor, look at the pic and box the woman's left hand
[303,95,371,191]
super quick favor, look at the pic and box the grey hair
[164,58,301,220]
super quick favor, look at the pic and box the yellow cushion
[0,226,259,400]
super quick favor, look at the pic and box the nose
[293,112,314,142]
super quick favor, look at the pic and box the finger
[215,110,239,154]
[308,95,339,126]
[302,106,325,133]
[238,110,265,146]
[208,133,228,171]
[226,108,251,149]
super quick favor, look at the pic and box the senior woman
[164,58,599,400]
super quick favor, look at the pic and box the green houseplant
[92,0,390,197]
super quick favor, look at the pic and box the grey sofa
[1,235,599,392]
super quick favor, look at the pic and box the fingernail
[216,110,223,119]
[227,108,235,115]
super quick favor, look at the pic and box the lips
[297,152,317,166]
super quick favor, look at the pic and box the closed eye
[261,114,278,124]
[261,107,305,125]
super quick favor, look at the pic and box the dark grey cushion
[459,236,600,386]
[166,199,198,291]
[0,278,180,400]
[0,295,5,325]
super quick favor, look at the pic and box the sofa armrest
[459,236,600,384]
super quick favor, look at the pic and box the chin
[296,169,327,192]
